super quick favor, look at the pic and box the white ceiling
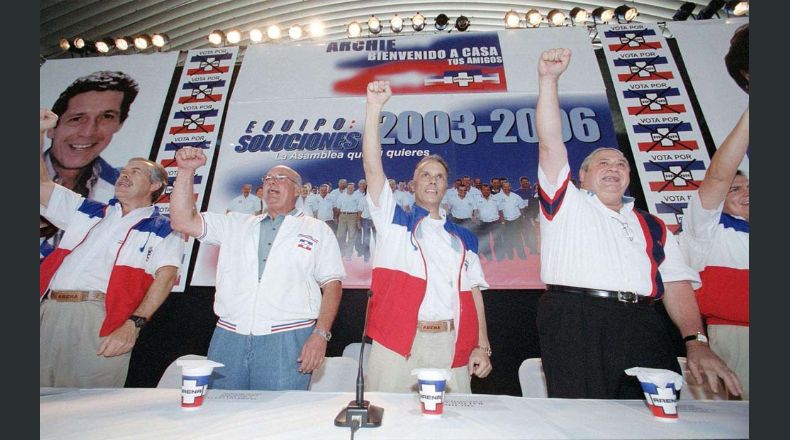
[40,1,739,60]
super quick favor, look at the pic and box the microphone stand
[334,290,383,434]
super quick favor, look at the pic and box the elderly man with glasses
[170,147,345,391]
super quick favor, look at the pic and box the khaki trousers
[40,299,130,388]
[367,330,471,393]
[708,324,749,399]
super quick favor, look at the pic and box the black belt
[547,284,657,305]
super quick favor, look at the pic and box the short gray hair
[579,147,628,173]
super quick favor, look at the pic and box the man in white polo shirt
[335,182,360,259]
[227,183,262,215]
[444,184,477,230]
[362,80,492,393]
[496,180,527,260]
[170,147,345,391]
[535,48,741,399]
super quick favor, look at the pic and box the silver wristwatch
[312,328,332,341]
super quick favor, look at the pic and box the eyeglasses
[262,174,298,185]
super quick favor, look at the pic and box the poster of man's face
[40,52,178,201]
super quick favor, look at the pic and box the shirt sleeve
[198,211,230,245]
[148,231,186,275]
[537,163,577,220]
[367,177,397,232]
[313,221,346,285]
[677,195,722,273]
[42,184,89,230]
[658,227,701,284]
[466,251,489,291]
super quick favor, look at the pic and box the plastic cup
[177,359,223,410]
[638,381,679,421]
[181,366,213,409]
[416,369,448,417]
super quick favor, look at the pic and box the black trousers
[536,289,681,399]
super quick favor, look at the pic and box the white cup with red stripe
[412,368,452,417]
[178,359,224,410]
[625,367,683,421]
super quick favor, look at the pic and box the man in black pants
[534,47,742,399]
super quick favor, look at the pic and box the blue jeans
[207,326,313,390]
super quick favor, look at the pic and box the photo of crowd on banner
[227,173,544,264]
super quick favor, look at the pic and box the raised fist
[40,108,58,132]
[174,146,207,171]
[366,80,392,106]
[538,48,572,79]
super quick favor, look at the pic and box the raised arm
[170,146,207,237]
[536,48,572,184]
[362,80,392,206]
[40,108,59,208]
[697,107,749,210]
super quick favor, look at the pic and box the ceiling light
[672,2,696,21]
[697,0,726,19]
[455,15,470,32]
[592,7,615,24]
[134,34,151,50]
[58,38,70,51]
[115,36,133,51]
[412,12,425,31]
[347,21,362,38]
[368,16,381,34]
[151,33,169,48]
[615,5,639,23]
[267,25,282,40]
[504,10,521,28]
[547,9,566,27]
[390,15,404,33]
[226,29,242,44]
[525,9,542,28]
[289,25,303,40]
[309,21,325,37]
[208,30,224,45]
[569,7,589,24]
[95,38,114,53]
[724,0,749,16]
[73,37,87,49]
[249,28,263,42]
[434,13,449,31]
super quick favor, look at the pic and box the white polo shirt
[227,194,262,215]
[446,194,476,219]
[538,163,698,296]
[497,192,527,221]
[476,196,501,223]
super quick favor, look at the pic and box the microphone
[334,290,383,430]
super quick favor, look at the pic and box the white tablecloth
[40,388,748,439]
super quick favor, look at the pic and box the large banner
[191,29,617,289]
[600,23,711,232]
[667,18,749,175]
[40,53,179,186]
[40,53,179,258]
[153,47,239,291]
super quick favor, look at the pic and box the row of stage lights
[59,33,169,54]
[57,1,748,55]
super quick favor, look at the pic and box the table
[40,388,748,439]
